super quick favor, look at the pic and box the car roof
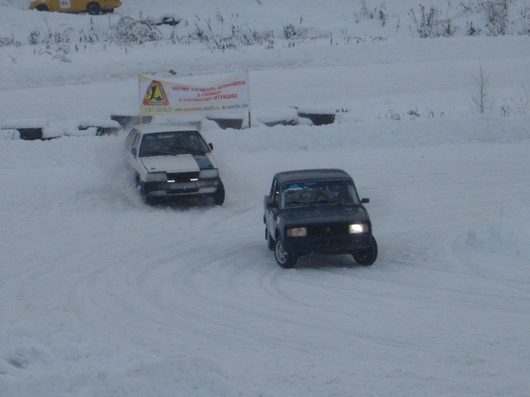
[131,123,200,135]
[274,169,353,185]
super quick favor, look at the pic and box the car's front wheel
[353,235,378,266]
[274,239,297,268]
[36,4,49,11]
[86,2,101,15]
[213,180,225,206]
[136,177,154,205]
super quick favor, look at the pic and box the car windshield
[138,130,210,157]
[281,180,359,208]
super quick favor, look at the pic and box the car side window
[271,180,280,206]
[131,134,141,156]
[269,179,276,198]
[125,128,137,148]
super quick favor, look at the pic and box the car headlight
[145,172,167,182]
[199,169,219,179]
[349,223,368,234]
[287,227,307,237]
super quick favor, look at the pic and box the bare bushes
[28,27,74,46]
[483,0,510,35]
[355,0,530,38]
[111,16,162,45]
[409,6,456,38]
[354,0,390,26]
[472,65,489,114]
[0,35,21,47]
[190,13,275,50]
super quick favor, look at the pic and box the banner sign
[139,71,250,116]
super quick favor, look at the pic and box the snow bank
[0,323,240,397]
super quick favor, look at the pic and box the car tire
[274,239,296,268]
[36,4,49,11]
[353,235,378,266]
[213,180,225,206]
[86,2,101,15]
[136,178,153,205]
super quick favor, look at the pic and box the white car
[125,124,225,205]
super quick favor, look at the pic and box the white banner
[139,71,250,116]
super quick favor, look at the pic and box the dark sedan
[263,169,378,268]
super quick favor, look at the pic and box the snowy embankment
[1,0,530,396]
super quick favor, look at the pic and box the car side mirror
[265,196,275,207]
[208,143,214,151]
[361,198,370,204]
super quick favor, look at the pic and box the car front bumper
[283,234,373,255]
[143,179,219,197]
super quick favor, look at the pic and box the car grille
[307,223,349,237]
[166,172,200,182]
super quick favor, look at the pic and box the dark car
[263,169,377,268]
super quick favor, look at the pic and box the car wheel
[353,235,378,266]
[36,4,49,11]
[213,180,225,206]
[86,2,101,15]
[136,178,153,205]
[266,228,274,250]
[274,239,296,268]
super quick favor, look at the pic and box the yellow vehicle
[29,0,122,15]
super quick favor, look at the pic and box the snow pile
[0,323,239,397]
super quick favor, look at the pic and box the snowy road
[2,125,530,395]
[2,0,530,393]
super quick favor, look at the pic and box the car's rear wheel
[36,4,49,11]
[274,239,296,268]
[213,180,225,206]
[353,235,378,266]
[86,2,101,15]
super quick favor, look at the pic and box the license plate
[169,182,197,191]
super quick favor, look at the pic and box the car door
[265,179,280,240]
[57,0,74,11]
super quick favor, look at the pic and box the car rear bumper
[283,234,373,255]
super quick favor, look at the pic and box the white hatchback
[125,124,225,205]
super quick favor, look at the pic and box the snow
[1,0,530,396]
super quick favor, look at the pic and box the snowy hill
[1,1,530,396]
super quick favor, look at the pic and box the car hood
[140,154,215,173]
[279,205,370,227]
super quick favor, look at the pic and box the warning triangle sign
[143,80,169,106]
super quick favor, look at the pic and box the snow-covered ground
[1,1,530,396]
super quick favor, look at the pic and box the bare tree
[472,64,489,114]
